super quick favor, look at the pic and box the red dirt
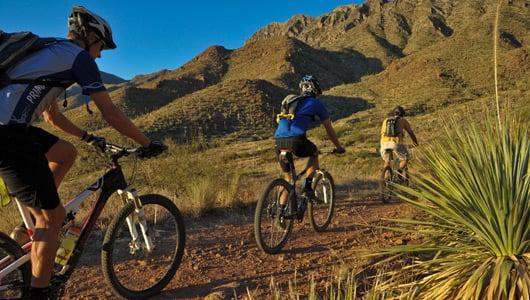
[62,190,415,299]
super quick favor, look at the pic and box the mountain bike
[380,149,410,203]
[0,143,186,299]
[254,149,336,254]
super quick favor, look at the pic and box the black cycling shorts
[275,136,318,172]
[0,125,60,210]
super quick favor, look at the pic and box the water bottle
[55,226,81,266]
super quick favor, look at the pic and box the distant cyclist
[274,75,345,204]
[0,6,165,299]
[380,106,419,175]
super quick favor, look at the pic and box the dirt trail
[63,190,414,299]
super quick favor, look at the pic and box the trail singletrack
[63,189,415,299]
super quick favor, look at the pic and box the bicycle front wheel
[308,171,335,232]
[102,194,185,299]
[254,179,295,254]
[0,231,30,300]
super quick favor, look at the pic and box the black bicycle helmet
[299,75,322,96]
[68,6,116,50]
[392,106,406,117]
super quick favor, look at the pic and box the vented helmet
[299,75,322,95]
[392,106,406,117]
[68,6,116,50]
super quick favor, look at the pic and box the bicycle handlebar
[105,143,139,164]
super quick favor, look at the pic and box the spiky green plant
[374,118,530,300]
[0,179,9,207]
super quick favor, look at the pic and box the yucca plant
[0,179,9,206]
[373,118,530,300]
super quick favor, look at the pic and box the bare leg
[384,159,391,169]
[11,140,74,245]
[280,172,292,205]
[399,159,408,170]
[46,140,77,188]
[29,205,66,287]
[305,153,319,178]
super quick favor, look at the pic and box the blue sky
[1,0,362,79]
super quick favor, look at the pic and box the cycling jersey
[0,40,106,125]
[274,96,329,138]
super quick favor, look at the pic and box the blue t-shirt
[274,96,330,138]
[0,40,106,125]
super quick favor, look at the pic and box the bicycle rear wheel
[308,171,335,232]
[102,194,185,299]
[254,179,295,254]
[380,167,393,203]
[0,232,30,299]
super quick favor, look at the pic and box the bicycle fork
[314,171,329,204]
[117,189,155,253]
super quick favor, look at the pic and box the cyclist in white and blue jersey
[0,6,165,299]
[274,75,345,202]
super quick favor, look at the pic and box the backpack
[275,94,310,123]
[384,116,401,137]
[0,31,69,89]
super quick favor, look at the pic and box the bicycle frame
[278,150,332,213]
[0,164,151,286]
[381,149,412,196]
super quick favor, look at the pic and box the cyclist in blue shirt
[0,6,165,299]
[274,75,345,201]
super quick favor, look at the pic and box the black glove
[332,147,346,154]
[137,141,167,159]
[83,133,106,153]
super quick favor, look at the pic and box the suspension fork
[117,189,155,252]
[314,170,329,204]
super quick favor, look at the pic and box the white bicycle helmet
[68,6,116,50]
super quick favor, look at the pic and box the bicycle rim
[254,179,294,254]
[0,232,30,300]
[102,194,185,299]
[308,172,335,232]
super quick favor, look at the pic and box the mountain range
[63,0,530,141]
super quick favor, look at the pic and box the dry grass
[242,264,406,300]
